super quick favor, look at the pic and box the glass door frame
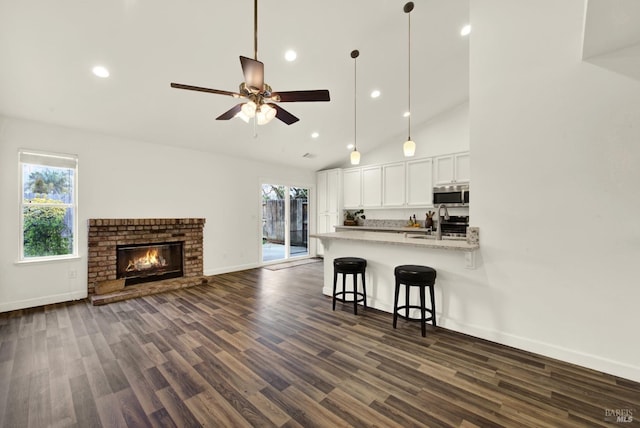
[260,181,311,265]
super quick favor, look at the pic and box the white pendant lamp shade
[403,139,416,157]
[350,149,361,165]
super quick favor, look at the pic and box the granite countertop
[311,231,479,251]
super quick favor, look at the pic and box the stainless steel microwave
[433,184,469,206]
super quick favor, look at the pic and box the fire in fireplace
[116,242,184,286]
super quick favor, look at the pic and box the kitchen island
[311,230,479,323]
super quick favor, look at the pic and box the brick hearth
[87,218,206,304]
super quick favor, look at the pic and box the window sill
[15,255,81,265]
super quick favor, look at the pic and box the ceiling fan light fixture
[241,101,257,118]
[256,104,276,125]
[235,111,251,123]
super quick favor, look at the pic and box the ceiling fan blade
[271,90,330,103]
[171,82,242,98]
[216,104,244,120]
[240,56,264,91]
[269,103,299,125]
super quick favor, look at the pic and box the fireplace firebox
[116,242,184,286]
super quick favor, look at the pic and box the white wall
[0,116,314,312]
[469,0,640,381]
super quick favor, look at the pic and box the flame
[125,248,167,272]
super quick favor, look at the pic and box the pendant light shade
[403,139,416,157]
[350,150,361,165]
[403,2,416,157]
[350,49,361,165]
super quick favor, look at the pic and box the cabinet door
[316,213,338,256]
[455,152,470,182]
[434,155,455,185]
[316,171,328,213]
[342,168,361,208]
[361,166,382,207]
[326,169,340,213]
[382,162,406,207]
[406,158,433,206]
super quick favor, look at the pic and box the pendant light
[350,49,361,165]
[403,2,416,157]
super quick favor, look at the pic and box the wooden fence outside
[262,199,308,246]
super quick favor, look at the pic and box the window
[19,150,78,260]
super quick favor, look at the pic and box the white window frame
[18,150,78,262]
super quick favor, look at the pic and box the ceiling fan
[170,0,330,125]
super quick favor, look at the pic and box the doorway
[261,184,309,262]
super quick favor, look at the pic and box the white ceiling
[0,0,470,171]
[583,0,640,82]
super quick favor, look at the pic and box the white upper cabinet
[406,158,433,206]
[362,166,382,207]
[434,152,470,185]
[382,162,406,207]
[342,167,362,208]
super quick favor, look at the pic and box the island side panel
[320,237,478,326]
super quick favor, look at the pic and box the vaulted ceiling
[0,0,470,170]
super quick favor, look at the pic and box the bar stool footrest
[394,305,434,322]
[334,291,366,304]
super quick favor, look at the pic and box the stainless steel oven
[433,184,469,207]
[439,215,469,237]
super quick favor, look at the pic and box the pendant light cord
[354,54,357,151]
[407,8,411,141]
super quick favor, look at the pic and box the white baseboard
[204,262,261,276]
[0,290,87,313]
[441,317,640,383]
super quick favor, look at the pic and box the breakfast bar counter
[311,231,480,322]
[314,230,478,251]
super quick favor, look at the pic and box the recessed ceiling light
[347,144,354,150]
[371,90,381,98]
[285,50,297,62]
[92,65,110,78]
[311,132,319,139]
[403,111,411,117]
[460,24,471,36]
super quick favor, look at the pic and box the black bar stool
[332,257,367,315]
[393,265,437,337]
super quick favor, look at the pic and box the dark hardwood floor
[1,262,638,427]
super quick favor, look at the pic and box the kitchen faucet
[436,204,450,240]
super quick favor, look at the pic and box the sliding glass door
[262,184,309,263]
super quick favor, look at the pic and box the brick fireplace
[87,218,206,303]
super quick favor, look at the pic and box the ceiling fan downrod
[254,0,258,61]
